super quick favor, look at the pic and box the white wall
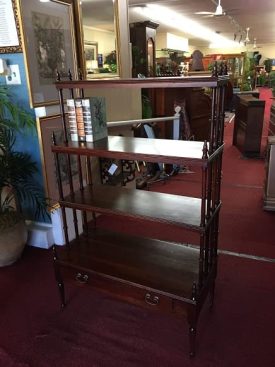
[83,26,116,62]
[85,88,142,124]
[253,43,275,61]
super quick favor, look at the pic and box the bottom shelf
[53,227,218,356]
[55,228,200,302]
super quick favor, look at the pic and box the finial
[56,71,61,82]
[202,140,208,159]
[78,69,83,80]
[68,69,72,80]
[212,61,218,77]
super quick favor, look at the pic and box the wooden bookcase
[51,75,228,356]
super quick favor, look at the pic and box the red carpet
[220,87,275,258]
[0,247,275,367]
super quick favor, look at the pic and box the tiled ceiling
[82,0,275,47]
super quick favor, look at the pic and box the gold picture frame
[0,0,22,53]
[84,41,98,62]
[37,114,79,205]
[84,41,99,75]
[18,0,81,108]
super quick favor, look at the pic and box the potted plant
[0,86,49,266]
[268,71,275,96]
[104,50,117,73]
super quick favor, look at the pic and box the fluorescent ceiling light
[133,4,240,48]
[209,41,243,49]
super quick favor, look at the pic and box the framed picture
[0,0,22,53]
[18,0,79,107]
[84,41,98,73]
[37,114,80,205]
[84,41,98,61]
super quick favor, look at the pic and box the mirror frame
[81,0,122,79]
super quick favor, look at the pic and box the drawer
[58,264,189,317]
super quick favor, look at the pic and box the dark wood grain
[233,95,265,157]
[57,228,200,300]
[55,76,229,90]
[52,75,227,357]
[269,104,275,136]
[60,184,204,231]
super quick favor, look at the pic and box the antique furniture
[130,21,159,77]
[263,136,275,210]
[233,94,265,157]
[231,89,260,112]
[149,87,212,141]
[52,74,228,357]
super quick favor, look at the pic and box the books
[75,99,86,142]
[81,99,93,142]
[67,97,107,142]
[66,99,78,142]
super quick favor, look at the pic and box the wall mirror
[81,0,119,78]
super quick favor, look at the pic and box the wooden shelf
[60,184,213,232]
[52,74,228,356]
[57,228,200,301]
[55,75,229,90]
[52,136,224,166]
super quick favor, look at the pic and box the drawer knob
[145,292,159,306]
[75,272,89,284]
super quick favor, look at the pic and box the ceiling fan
[195,0,226,17]
[252,38,262,49]
[244,27,250,42]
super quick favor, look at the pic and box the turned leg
[57,280,66,309]
[53,245,66,309]
[189,325,197,357]
[209,281,216,310]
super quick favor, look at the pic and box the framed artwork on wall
[84,41,98,61]
[37,114,81,205]
[0,0,22,53]
[18,0,80,107]
[84,41,98,73]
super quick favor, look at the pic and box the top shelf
[52,136,224,166]
[55,75,229,90]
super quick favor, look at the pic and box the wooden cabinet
[150,87,212,141]
[52,75,228,357]
[263,136,275,210]
[130,21,159,77]
[233,95,265,157]
[231,90,260,112]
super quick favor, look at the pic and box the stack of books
[67,97,107,142]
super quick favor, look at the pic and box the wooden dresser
[233,95,265,157]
